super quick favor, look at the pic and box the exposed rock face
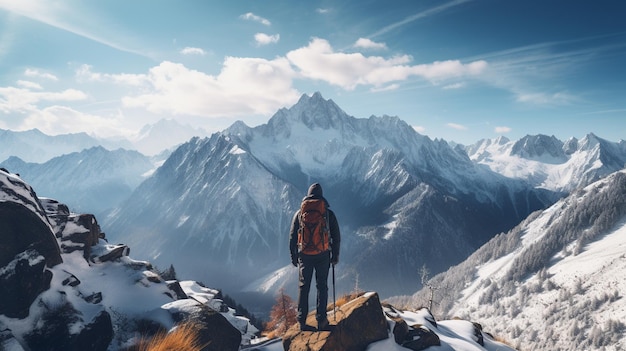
[0,201,62,268]
[282,292,388,351]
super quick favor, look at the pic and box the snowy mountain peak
[510,134,566,162]
[282,92,353,130]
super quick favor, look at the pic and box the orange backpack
[297,198,330,255]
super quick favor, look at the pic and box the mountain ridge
[397,169,626,350]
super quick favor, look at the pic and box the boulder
[385,306,440,350]
[0,249,52,319]
[399,324,440,351]
[282,292,388,351]
[22,301,113,351]
[165,299,242,351]
[0,201,62,268]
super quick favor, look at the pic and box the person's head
[307,183,323,197]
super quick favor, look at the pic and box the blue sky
[0,0,625,144]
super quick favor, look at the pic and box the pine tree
[264,288,297,337]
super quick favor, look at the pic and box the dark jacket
[289,184,341,263]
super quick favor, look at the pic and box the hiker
[289,183,341,331]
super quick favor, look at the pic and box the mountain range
[104,93,564,303]
[0,146,155,217]
[466,134,626,192]
[0,118,207,163]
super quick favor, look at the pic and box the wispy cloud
[254,33,280,46]
[369,0,471,39]
[494,126,512,133]
[446,123,467,130]
[239,12,271,26]
[25,68,58,81]
[316,8,330,14]
[180,47,206,56]
[0,1,153,59]
[468,35,626,107]
[354,38,387,50]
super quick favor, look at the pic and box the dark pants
[297,251,330,325]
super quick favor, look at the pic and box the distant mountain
[0,146,154,217]
[398,169,626,350]
[0,119,207,163]
[465,133,626,192]
[104,92,555,300]
[0,128,102,163]
[130,118,209,156]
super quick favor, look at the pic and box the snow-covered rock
[0,169,257,350]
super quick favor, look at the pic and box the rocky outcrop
[282,292,388,351]
[163,299,242,351]
[384,305,441,350]
[0,201,62,268]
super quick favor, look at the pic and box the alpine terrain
[0,142,519,351]
[104,92,556,302]
[397,169,626,350]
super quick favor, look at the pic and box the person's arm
[289,211,300,266]
[329,210,340,264]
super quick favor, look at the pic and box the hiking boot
[300,323,315,332]
[317,319,330,331]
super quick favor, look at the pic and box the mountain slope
[0,146,154,216]
[466,134,626,192]
[105,92,555,300]
[400,169,626,350]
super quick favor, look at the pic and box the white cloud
[16,80,42,90]
[316,8,330,14]
[254,33,280,46]
[180,47,206,56]
[370,84,399,92]
[76,64,147,86]
[239,12,271,26]
[24,68,58,81]
[354,38,387,50]
[120,59,299,117]
[21,105,128,138]
[0,86,87,113]
[495,126,512,133]
[286,38,487,90]
[446,122,467,130]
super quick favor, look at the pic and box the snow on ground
[249,300,516,351]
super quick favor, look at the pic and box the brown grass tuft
[132,322,206,351]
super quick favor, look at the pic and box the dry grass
[131,322,207,351]
[328,291,366,311]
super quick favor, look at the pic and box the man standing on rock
[289,183,341,331]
